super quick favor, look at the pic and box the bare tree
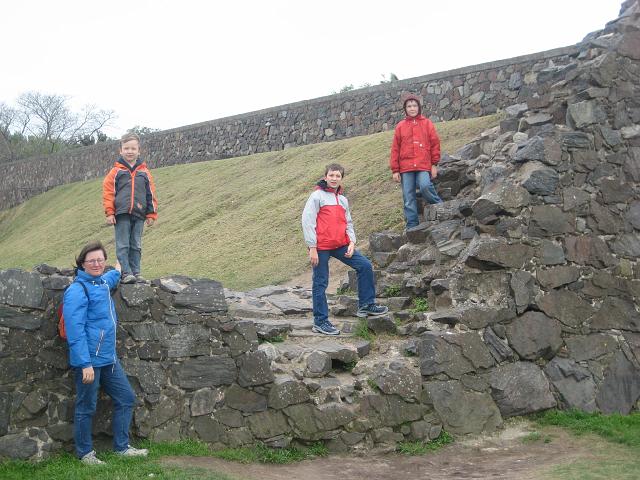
[16,92,115,153]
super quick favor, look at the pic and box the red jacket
[389,115,441,174]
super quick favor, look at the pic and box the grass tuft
[211,442,327,464]
[396,431,454,455]
[353,318,374,342]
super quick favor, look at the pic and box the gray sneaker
[117,445,149,457]
[134,274,146,283]
[121,274,136,284]
[80,450,105,465]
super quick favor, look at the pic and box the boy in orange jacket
[389,93,443,229]
[102,133,158,284]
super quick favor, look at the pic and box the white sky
[3,0,623,137]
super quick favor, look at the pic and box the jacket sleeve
[145,169,159,220]
[427,120,441,165]
[389,124,402,173]
[301,192,320,248]
[104,269,121,290]
[344,199,356,244]
[63,283,91,368]
[102,168,117,216]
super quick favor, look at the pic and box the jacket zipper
[106,282,118,365]
[95,330,105,356]
[129,168,136,214]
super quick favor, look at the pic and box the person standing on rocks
[302,163,389,335]
[63,241,148,464]
[103,132,158,284]
[390,93,443,229]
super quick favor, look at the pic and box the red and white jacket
[302,181,356,251]
[389,114,441,174]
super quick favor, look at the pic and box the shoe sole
[311,326,340,335]
[356,309,389,318]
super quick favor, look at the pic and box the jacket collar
[404,114,426,122]
[315,179,343,195]
[76,268,105,283]
[116,157,144,171]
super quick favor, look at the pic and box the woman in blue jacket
[63,241,147,464]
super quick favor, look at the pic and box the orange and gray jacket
[102,158,158,220]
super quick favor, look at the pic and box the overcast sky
[3,0,623,137]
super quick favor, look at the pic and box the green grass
[396,431,454,455]
[409,297,429,313]
[335,286,356,296]
[521,431,552,444]
[534,409,640,449]
[0,115,501,290]
[0,439,330,479]
[382,285,402,297]
[354,318,375,342]
[0,450,227,480]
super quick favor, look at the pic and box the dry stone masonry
[1,0,639,462]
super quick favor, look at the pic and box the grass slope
[0,115,500,290]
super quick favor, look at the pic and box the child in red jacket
[389,93,443,229]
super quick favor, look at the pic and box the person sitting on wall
[302,163,389,335]
[389,93,443,229]
[63,241,148,464]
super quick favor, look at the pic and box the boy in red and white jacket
[390,93,443,229]
[302,163,388,335]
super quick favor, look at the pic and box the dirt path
[161,424,625,480]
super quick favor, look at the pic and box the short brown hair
[120,132,140,146]
[324,163,345,177]
[75,241,108,270]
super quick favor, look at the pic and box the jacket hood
[402,92,422,116]
[116,157,145,171]
[315,179,343,195]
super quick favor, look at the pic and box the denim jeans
[312,245,376,325]
[114,214,144,274]
[73,361,136,458]
[401,170,443,228]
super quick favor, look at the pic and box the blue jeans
[312,245,376,325]
[114,214,145,274]
[74,361,136,458]
[401,171,443,228]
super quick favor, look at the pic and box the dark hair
[324,163,345,176]
[75,241,108,270]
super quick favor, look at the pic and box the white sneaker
[117,445,149,457]
[80,450,105,465]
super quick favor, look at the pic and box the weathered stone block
[506,312,562,360]
[0,270,44,310]
[176,356,237,390]
[487,362,556,417]
[237,351,275,387]
[544,357,596,412]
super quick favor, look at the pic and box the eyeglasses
[84,259,106,265]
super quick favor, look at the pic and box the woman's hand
[82,366,95,384]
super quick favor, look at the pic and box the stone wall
[360,0,640,437]
[0,45,579,211]
[0,267,441,460]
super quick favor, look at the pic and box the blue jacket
[63,269,120,368]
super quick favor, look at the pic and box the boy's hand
[431,165,438,179]
[308,247,319,267]
[145,218,155,227]
[345,242,355,258]
[392,172,401,182]
[106,215,116,225]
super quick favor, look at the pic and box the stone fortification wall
[0,267,441,460]
[357,0,640,437]
[0,45,578,211]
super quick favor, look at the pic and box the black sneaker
[356,304,389,318]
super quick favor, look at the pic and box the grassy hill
[0,114,501,290]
